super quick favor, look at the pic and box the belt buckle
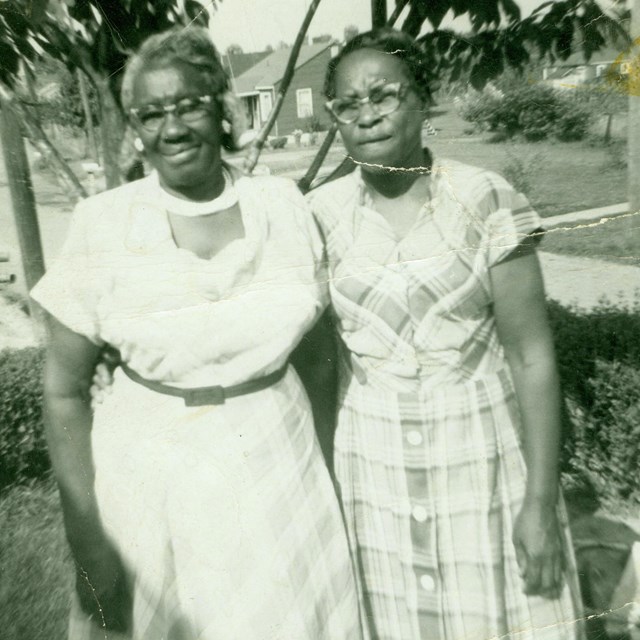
[184,386,225,406]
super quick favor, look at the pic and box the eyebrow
[336,79,394,99]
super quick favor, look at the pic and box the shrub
[565,360,640,503]
[550,299,640,504]
[549,298,640,411]
[554,106,592,141]
[455,86,503,131]
[501,148,545,197]
[0,347,48,492]
[269,136,287,149]
[456,82,592,142]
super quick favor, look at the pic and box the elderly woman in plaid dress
[308,29,584,639]
[32,28,362,640]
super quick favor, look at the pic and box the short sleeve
[476,175,544,267]
[30,202,104,344]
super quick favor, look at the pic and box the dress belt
[120,362,289,407]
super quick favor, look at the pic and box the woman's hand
[90,348,120,409]
[513,500,565,599]
[75,542,132,633]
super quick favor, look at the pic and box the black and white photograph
[0,0,639,638]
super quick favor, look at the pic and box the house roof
[222,51,270,79]
[232,42,333,96]
[544,45,628,68]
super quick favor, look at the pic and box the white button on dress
[406,430,423,446]
[420,574,436,592]
[412,506,428,522]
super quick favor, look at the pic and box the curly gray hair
[120,26,230,112]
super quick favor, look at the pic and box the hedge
[0,347,47,492]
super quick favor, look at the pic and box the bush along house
[231,41,339,137]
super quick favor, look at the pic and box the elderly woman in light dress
[36,25,584,640]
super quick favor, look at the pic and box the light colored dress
[31,172,363,640]
[308,160,584,640]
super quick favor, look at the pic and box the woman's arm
[490,242,564,599]
[44,316,131,631]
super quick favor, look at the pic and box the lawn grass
[541,213,640,266]
[0,479,72,640]
[427,104,627,218]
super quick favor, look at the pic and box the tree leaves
[401,0,628,92]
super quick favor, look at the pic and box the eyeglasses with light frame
[129,95,215,133]
[325,82,410,124]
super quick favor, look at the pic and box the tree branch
[244,0,323,173]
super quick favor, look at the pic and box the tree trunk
[244,0,323,172]
[0,102,46,327]
[94,75,124,189]
[371,0,387,28]
[298,123,338,193]
[0,81,87,202]
[77,69,100,163]
[628,4,640,214]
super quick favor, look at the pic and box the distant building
[542,46,631,88]
[221,51,271,81]
[232,42,339,136]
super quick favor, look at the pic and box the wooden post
[629,1,640,214]
[0,102,46,322]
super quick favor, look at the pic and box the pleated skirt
[334,368,584,640]
[69,366,363,640]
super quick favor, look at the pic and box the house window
[620,62,631,75]
[259,92,273,122]
[596,64,607,77]
[296,88,313,118]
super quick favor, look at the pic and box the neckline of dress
[153,167,239,217]
[354,164,438,244]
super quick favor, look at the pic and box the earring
[133,137,145,153]
[423,119,437,137]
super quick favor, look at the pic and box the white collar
[152,167,239,217]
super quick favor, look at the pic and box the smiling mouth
[162,146,200,162]
[359,136,391,145]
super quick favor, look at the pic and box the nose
[356,100,382,127]
[160,110,190,140]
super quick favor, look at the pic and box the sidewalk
[538,252,638,310]
[544,202,630,227]
[538,202,639,310]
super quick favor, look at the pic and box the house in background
[542,46,631,88]
[232,41,339,136]
[221,51,271,83]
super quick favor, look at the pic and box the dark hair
[324,28,432,103]
[121,27,229,112]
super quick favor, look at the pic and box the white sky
[204,0,556,54]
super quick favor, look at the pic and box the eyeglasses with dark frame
[325,82,410,124]
[129,95,215,133]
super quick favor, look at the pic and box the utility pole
[0,101,45,324]
[629,0,640,214]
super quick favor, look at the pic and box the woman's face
[332,49,425,170]
[131,62,223,199]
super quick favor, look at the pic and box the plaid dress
[309,160,584,640]
[32,173,363,640]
